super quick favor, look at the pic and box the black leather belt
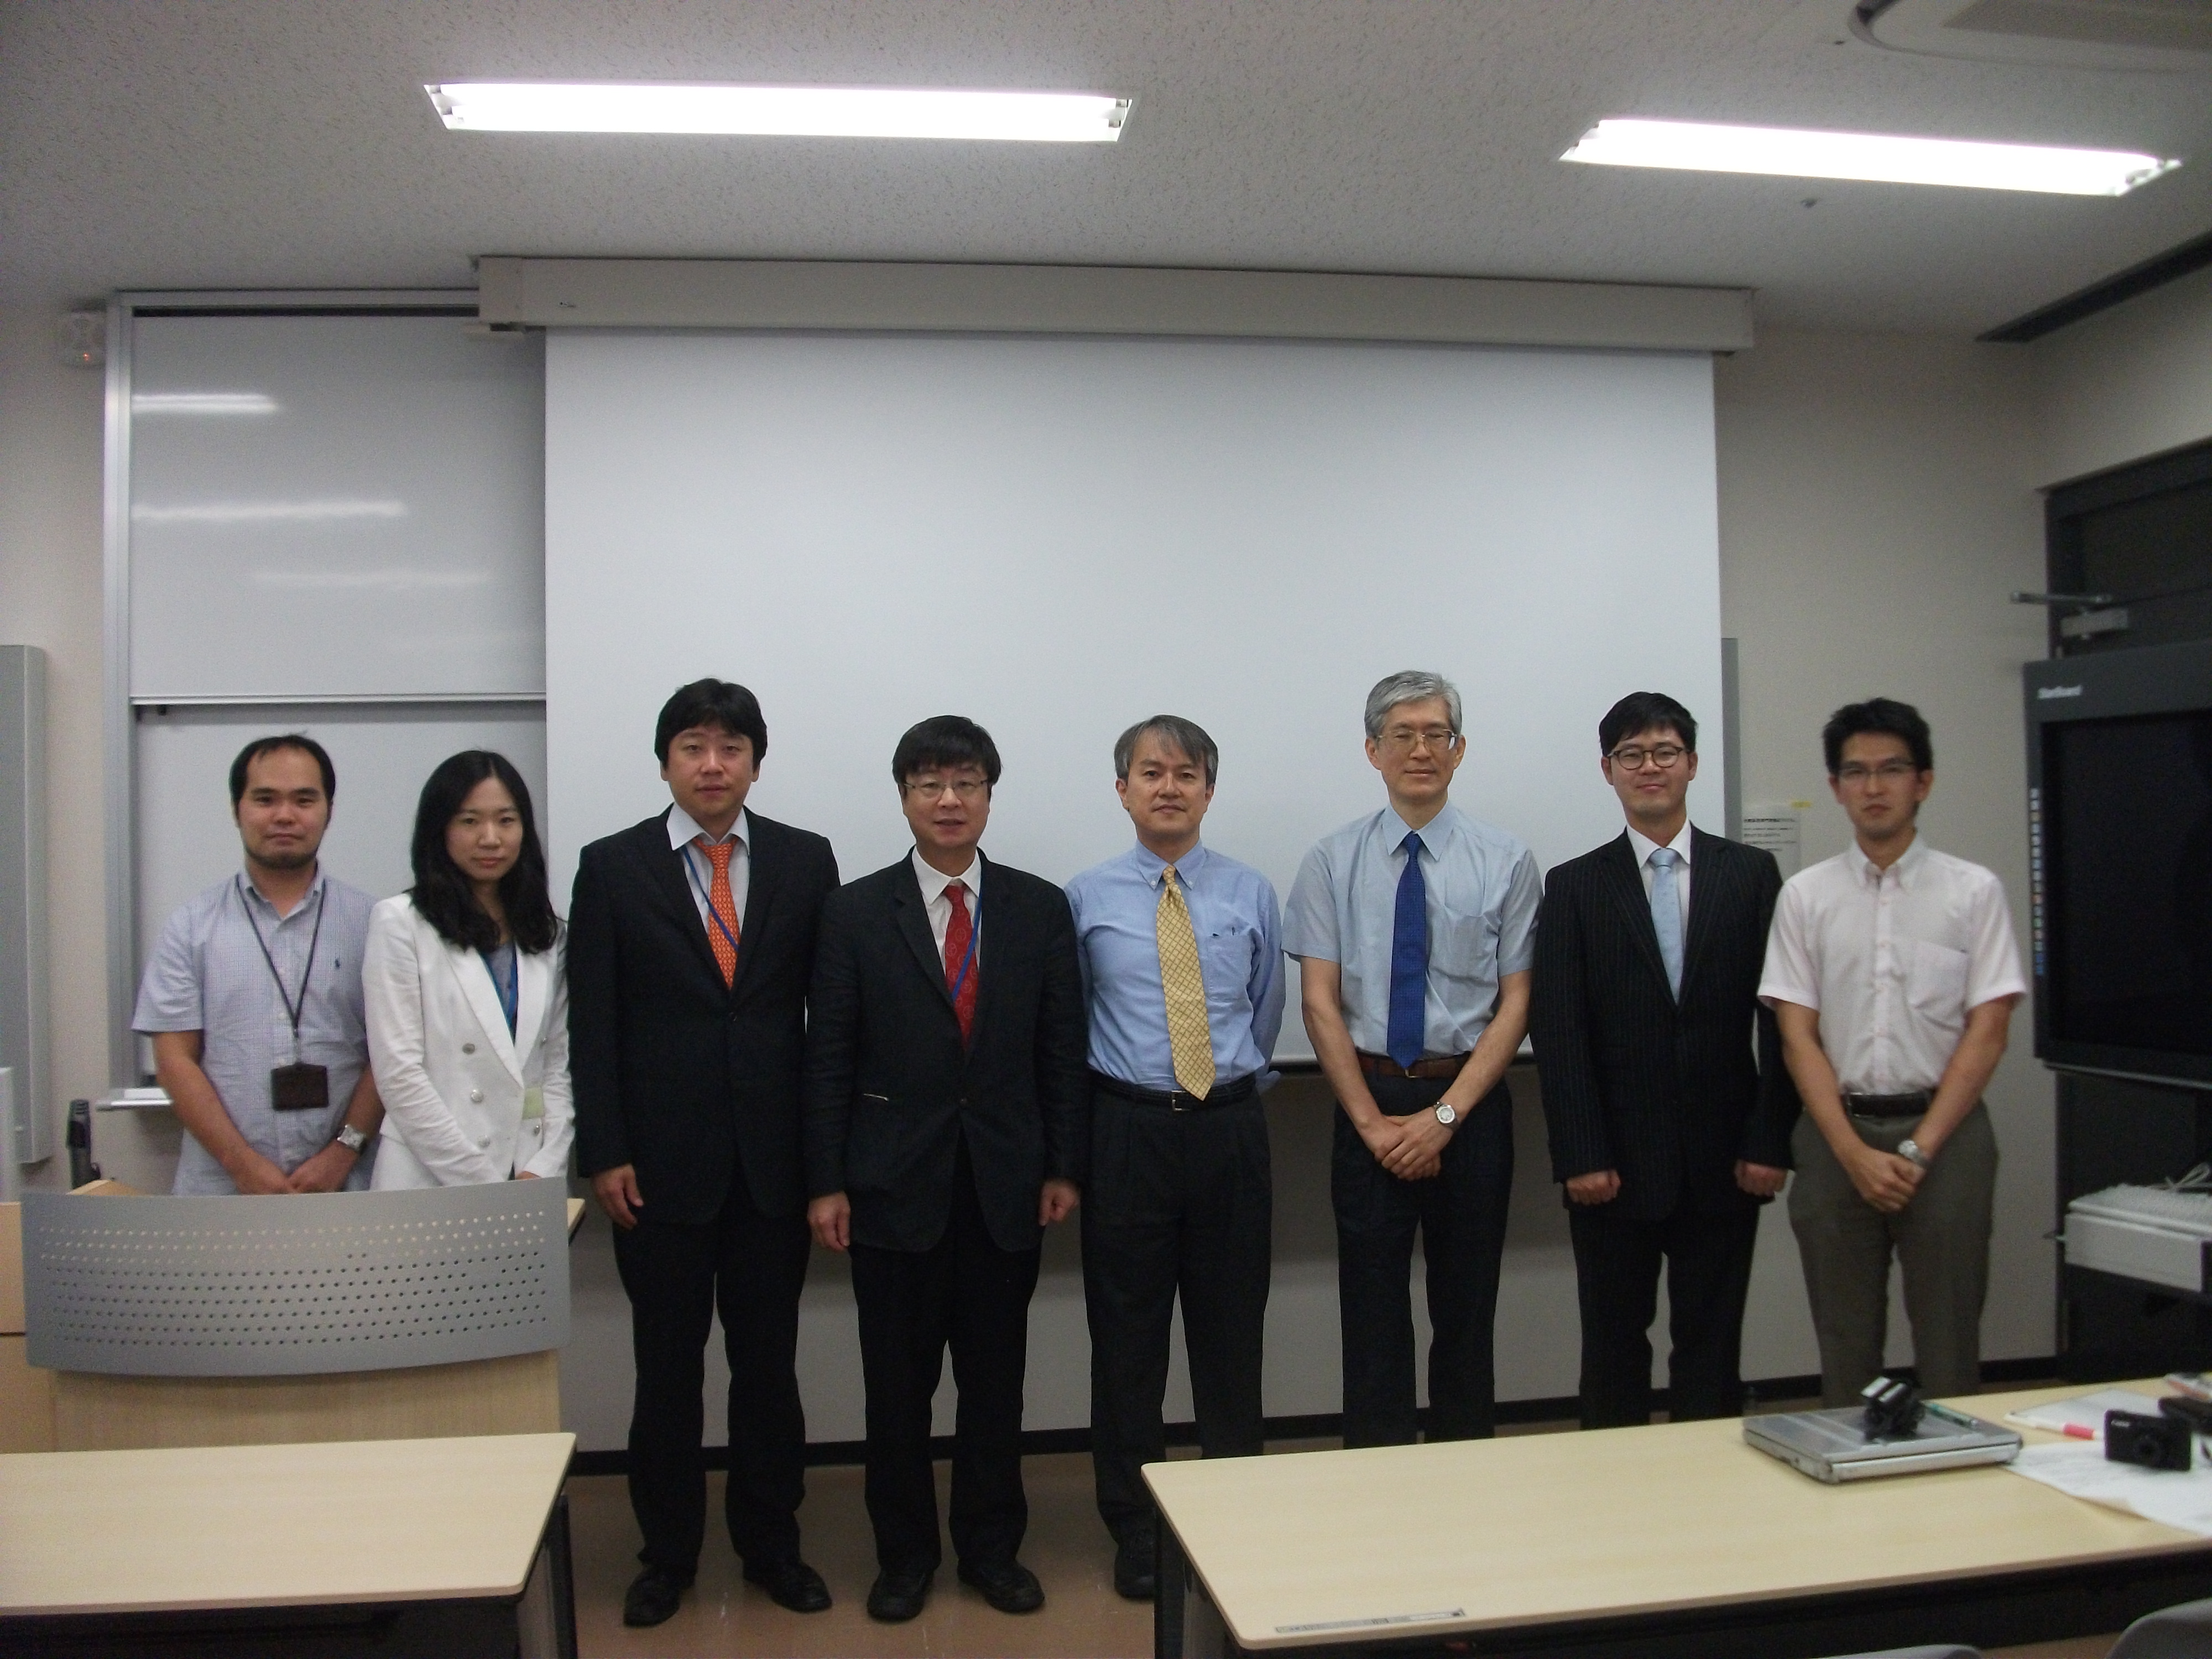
[1091,1071,1259,1112]
[1845,1090,1932,1117]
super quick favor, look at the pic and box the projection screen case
[545,331,1726,1058]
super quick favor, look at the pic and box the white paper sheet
[2004,1389,2163,1438]
[2007,1441,2212,1536]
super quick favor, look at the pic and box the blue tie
[1649,847,1684,1000]
[1387,830,1428,1068]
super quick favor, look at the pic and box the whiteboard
[127,316,545,700]
[544,331,1725,1061]
[131,701,547,1071]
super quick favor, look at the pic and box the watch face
[1436,1103,1458,1126]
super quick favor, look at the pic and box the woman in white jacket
[365,750,572,1187]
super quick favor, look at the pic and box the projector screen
[545,330,1724,1060]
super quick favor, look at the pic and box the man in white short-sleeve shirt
[1759,698,2025,1405]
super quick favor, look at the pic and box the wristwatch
[1897,1138,1929,1168]
[335,1123,371,1155]
[1434,1102,1459,1128]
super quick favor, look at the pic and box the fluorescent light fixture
[1561,118,2179,196]
[425,82,1133,142]
[133,499,408,525]
[131,392,278,416]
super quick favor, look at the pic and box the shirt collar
[1129,839,1209,888]
[669,804,749,852]
[1852,830,1927,889]
[1387,802,1460,856]
[911,846,982,905]
[1626,822,1693,868]
[236,865,327,915]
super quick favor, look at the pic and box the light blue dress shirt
[133,868,377,1193]
[1282,804,1541,1058]
[1066,841,1285,1092]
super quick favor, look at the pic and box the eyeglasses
[1836,761,1921,786]
[1377,727,1462,755]
[1609,743,1688,771]
[905,776,989,800]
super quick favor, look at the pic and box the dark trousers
[1332,1075,1515,1447]
[849,1138,1042,1574]
[611,1177,812,1577]
[1567,1201,1760,1428]
[1082,1088,1271,1547]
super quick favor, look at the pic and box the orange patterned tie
[696,837,740,987]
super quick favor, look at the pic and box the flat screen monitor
[2028,639,2212,1087]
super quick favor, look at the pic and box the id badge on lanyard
[241,878,331,1112]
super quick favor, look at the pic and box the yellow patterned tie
[1156,866,1216,1098]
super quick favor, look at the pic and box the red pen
[2061,1423,2096,1441]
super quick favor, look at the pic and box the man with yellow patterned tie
[1065,716,1285,1601]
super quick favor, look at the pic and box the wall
[2035,262,2212,487]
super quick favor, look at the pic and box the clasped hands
[1360,1107,1458,1181]
[1845,1144,1924,1213]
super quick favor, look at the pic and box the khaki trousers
[1787,1103,1997,1407]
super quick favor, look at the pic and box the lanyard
[682,842,744,961]
[480,944,519,1034]
[235,875,326,1063]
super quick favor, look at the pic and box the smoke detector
[1854,0,2212,71]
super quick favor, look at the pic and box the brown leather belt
[1355,1050,1469,1082]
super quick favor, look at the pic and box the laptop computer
[1745,1401,2022,1483]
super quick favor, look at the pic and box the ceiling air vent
[1854,0,2212,71]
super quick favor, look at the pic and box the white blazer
[363,894,574,1188]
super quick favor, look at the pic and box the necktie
[695,836,740,988]
[1156,866,1217,1098]
[1386,830,1428,1070]
[1648,846,1684,999]
[944,880,978,1044]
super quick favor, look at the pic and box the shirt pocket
[1431,901,1502,985]
[1197,924,1258,1012]
[1907,940,1970,1016]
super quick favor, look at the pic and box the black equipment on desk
[1862,1375,1927,1441]
[2106,1408,2193,1472]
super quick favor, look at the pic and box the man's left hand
[286,1142,357,1193]
[1734,1160,1787,1198]
[1379,1106,1455,1180]
[1039,1178,1081,1226]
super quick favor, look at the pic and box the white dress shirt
[911,846,982,965]
[669,805,750,935]
[1626,821,1693,929]
[1759,833,2026,1095]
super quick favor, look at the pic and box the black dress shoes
[622,1566,691,1627]
[743,1555,832,1613]
[958,1556,1046,1614]
[1113,1533,1158,1601]
[867,1564,933,1623]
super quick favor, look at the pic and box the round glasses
[1608,744,1687,771]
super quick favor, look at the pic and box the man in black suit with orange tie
[568,679,841,1627]
[1530,691,1798,1430]
[805,715,1089,1624]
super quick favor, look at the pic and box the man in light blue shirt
[133,734,382,1194]
[1066,715,1284,1602]
[1283,671,1539,1446]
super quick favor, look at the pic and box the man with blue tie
[1066,716,1285,1600]
[1284,671,1541,1446]
[1528,692,1796,1430]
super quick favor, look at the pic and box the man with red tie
[805,715,1091,1624]
[569,680,841,1628]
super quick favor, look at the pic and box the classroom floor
[562,1420,2125,1659]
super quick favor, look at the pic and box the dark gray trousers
[1787,1102,1997,1406]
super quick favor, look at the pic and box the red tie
[696,837,740,988]
[944,880,977,1044]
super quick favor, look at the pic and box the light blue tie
[1648,847,1683,1000]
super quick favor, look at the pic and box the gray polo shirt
[133,868,378,1193]
[1282,802,1541,1058]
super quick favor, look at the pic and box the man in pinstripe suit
[1530,692,1799,1430]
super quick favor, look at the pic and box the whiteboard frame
[100,289,489,1082]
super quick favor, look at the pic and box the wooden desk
[0,1431,577,1657]
[1144,1383,2212,1658]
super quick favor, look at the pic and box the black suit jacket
[568,809,840,1226]
[1529,827,1798,1220]
[804,852,1090,1255]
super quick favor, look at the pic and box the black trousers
[611,1176,812,1577]
[1332,1075,1514,1447]
[1082,1087,1271,1547]
[1567,1201,1761,1429]
[849,1138,1042,1574]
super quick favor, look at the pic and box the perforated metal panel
[22,1181,570,1376]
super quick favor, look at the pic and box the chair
[2110,1594,2212,1659]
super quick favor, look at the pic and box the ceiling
[4,0,2210,336]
